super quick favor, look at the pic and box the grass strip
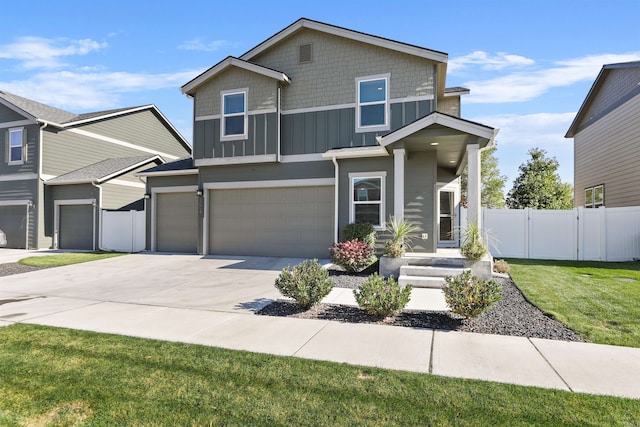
[508,259,640,348]
[0,324,638,426]
[18,252,125,267]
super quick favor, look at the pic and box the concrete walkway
[0,253,638,400]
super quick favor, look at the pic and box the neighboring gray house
[0,91,191,249]
[566,61,640,208]
[141,18,496,257]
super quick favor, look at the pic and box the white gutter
[276,84,281,162]
[332,157,339,244]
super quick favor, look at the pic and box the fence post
[524,207,530,259]
[600,207,607,261]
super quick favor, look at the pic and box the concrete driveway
[0,253,299,314]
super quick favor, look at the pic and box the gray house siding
[574,93,640,207]
[101,183,145,210]
[404,152,437,252]
[72,110,190,159]
[250,28,436,111]
[0,103,27,122]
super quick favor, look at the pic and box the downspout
[276,84,281,162]
[91,180,103,251]
[332,156,339,244]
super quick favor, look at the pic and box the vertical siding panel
[304,112,316,154]
[404,102,417,123]
[339,109,352,148]
[292,113,305,154]
[213,119,222,158]
[327,110,340,149]
[390,103,403,131]
[266,113,277,155]
[316,110,327,153]
[280,114,292,155]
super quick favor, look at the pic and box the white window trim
[585,184,604,208]
[8,127,24,165]
[220,88,248,141]
[349,171,386,229]
[355,74,390,133]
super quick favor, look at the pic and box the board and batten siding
[574,93,640,207]
[250,28,436,111]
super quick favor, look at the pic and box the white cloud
[0,37,107,69]
[0,69,205,110]
[449,50,534,72]
[464,52,640,103]
[178,38,229,52]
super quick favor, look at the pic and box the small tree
[506,148,573,209]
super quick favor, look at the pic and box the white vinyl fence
[477,206,640,261]
[101,210,146,252]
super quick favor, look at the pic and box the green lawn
[508,259,640,348]
[18,252,125,267]
[0,325,638,426]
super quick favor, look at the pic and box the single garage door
[209,186,334,258]
[0,205,27,249]
[59,204,94,250]
[156,192,198,253]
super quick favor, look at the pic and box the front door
[437,184,460,247]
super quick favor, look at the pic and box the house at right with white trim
[566,61,640,208]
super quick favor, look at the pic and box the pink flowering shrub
[329,239,374,273]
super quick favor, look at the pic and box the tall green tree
[461,145,507,208]
[506,148,573,209]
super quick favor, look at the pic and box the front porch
[380,248,494,288]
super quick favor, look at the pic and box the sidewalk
[1,291,638,400]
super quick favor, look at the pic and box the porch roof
[376,112,498,172]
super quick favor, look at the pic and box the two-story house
[566,61,640,208]
[0,91,191,250]
[141,18,496,258]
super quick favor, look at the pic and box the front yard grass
[0,324,638,426]
[18,252,125,267]
[508,259,640,348]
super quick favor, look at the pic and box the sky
[1,0,639,190]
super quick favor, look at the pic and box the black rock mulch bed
[0,262,50,277]
[258,270,584,342]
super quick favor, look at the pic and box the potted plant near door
[379,216,419,279]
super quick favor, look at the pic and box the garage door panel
[0,206,27,249]
[59,204,93,250]
[156,192,198,253]
[209,186,334,259]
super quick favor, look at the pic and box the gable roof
[566,61,640,138]
[0,91,77,123]
[240,18,448,64]
[181,56,291,95]
[46,155,163,185]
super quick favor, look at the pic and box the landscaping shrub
[274,259,333,310]
[443,270,501,318]
[493,259,510,274]
[353,273,412,318]
[342,223,376,248]
[330,239,375,273]
[460,222,488,261]
[383,216,419,258]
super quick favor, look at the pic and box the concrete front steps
[379,250,493,289]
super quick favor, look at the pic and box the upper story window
[221,89,248,141]
[8,128,24,165]
[349,172,386,228]
[356,74,390,133]
[585,184,604,208]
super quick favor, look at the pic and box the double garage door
[208,186,334,259]
[0,205,27,249]
[154,186,334,258]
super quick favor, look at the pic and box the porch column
[393,148,405,220]
[467,143,481,228]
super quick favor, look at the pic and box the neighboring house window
[350,172,386,228]
[355,74,390,133]
[585,184,604,208]
[221,89,248,140]
[8,128,24,165]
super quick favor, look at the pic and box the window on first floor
[355,74,389,133]
[585,184,604,208]
[8,128,24,165]
[350,172,386,228]
[221,89,247,140]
